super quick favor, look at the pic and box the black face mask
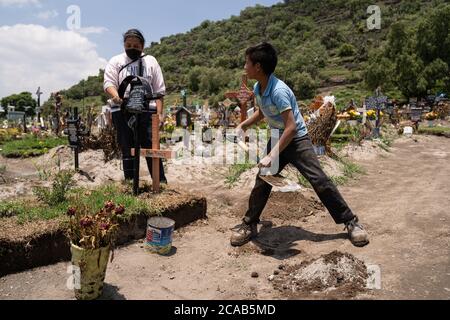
[126,48,142,60]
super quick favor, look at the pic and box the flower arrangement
[163,116,176,134]
[348,110,362,121]
[366,110,377,120]
[366,110,385,121]
[425,112,438,121]
[66,201,125,250]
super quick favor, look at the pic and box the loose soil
[1,134,449,300]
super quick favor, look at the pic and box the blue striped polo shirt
[254,74,308,137]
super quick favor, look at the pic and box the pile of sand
[273,251,369,298]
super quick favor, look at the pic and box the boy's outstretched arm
[259,109,297,168]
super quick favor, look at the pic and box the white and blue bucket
[145,217,175,255]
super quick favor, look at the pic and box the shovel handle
[237,141,249,153]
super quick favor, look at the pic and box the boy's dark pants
[112,111,167,182]
[243,134,355,225]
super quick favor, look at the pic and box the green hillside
[45,0,450,112]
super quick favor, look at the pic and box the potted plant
[66,201,125,300]
[425,112,438,127]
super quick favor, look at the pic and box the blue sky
[0,0,281,60]
[0,0,281,100]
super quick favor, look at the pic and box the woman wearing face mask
[104,29,167,183]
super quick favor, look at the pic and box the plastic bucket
[145,217,175,255]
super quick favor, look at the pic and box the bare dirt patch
[263,192,324,222]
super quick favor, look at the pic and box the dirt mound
[230,191,324,222]
[263,192,324,221]
[273,251,368,299]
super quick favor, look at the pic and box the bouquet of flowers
[366,110,377,120]
[163,116,176,134]
[66,201,125,250]
[348,110,362,121]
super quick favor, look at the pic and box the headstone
[63,108,89,171]
[403,127,413,136]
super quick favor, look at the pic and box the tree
[395,53,426,98]
[188,66,203,92]
[1,92,37,116]
[290,40,328,79]
[338,43,356,57]
[291,71,317,100]
[416,5,450,66]
[363,50,394,91]
[386,22,412,60]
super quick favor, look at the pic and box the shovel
[225,133,301,191]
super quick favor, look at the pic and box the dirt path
[1,135,449,300]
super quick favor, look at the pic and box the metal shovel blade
[258,174,301,192]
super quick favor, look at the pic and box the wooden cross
[225,74,254,123]
[132,114,175,193]
[357,103,367,125]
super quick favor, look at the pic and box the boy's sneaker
[230,223,258,247]
[345,216,369,247]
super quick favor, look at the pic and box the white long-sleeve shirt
[103,53,166,111]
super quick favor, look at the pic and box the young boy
[230,42,369,247]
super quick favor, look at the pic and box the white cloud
[75,26,109,35]
[0,24,107,101]
[0,0,40,7]
[36,10,58,20]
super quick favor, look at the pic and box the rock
[268,275,275,281]
[278,264,285,270]
[274,270,280,275]
[251,272,259,278]
[169,276,175,280]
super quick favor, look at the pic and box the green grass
[225,162,255,187]
[340,158,365,178]
[298,157,365,188]
[298,174,312,188]
[331,134,352,143]
[331,141,349,153]
[332,86,373,110]
[0,200,69,222]
[0,135,67,158]
[418,126,450,136]
[0,184,160,224]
